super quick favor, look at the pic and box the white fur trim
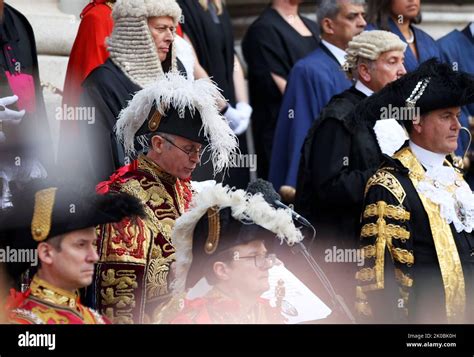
[171,183,304,293]
[373,119,408,156]
[115,73,238,174]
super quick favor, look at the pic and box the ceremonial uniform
[92,67,238,324]
[7,275,107,324]
[157,183,303,324]
[0,180,144,325]
[356,146,474,323]
[354,60,474,323]
[94,154,192,323]
[170,288,284,324]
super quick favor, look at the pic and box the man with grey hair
[76,0,194,187]
[269,0,366,203]
[291,30,407,319]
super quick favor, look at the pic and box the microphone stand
[291,225,356,324]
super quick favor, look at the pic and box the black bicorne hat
[0,179,145,279]
[355,59,474,131]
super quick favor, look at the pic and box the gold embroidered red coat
[7,275,107,324]
[94,155,192,323]
[168,288,285,324]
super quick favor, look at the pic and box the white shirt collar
[355,81,374,97]
[321,39,347,66]
[409,141,446,170]
[470,22,474,37]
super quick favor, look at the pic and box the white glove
[0,95,25,144]
[224,105,242,132]
[224,102,252,136]
[234,102,252,135]
[0,95,25,123]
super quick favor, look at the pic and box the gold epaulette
[364,170,406,204]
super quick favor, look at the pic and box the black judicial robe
[0,4,53,177]
[242,7,319,178]
[284,87,373,314]
[296,86,374,244]
[78,59,186,187]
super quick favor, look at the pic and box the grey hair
[317,0,366,33]
[349,57,375,80]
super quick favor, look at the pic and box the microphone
[246,179,312,228]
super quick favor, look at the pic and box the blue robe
[268,44,352,190]
[438,24,474,163]
[366,18,440,72]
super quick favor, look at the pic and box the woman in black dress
[242,0,319,179]
[178,0,252,188]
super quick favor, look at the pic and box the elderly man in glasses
[92,73,238,324]
[155,182,303,324]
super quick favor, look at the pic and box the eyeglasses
[235,253,277,268]
[162,136,201,158]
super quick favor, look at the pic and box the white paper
[186,264,332,324]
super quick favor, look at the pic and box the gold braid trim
[362,244,376,259]
[204,206,220,255]
[395,147,466,322]
[365,170,406,204]
[391,248,414,266]
[363,203,410,221]
[395,268,413,287]
[356,201,387,292]
[31,187,57,242]
[361,222,410,243]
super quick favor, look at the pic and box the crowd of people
[0,0,473,325]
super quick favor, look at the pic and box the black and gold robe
[356,146,474,323]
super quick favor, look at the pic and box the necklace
[406,29,415,44]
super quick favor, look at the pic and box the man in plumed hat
[69,0,196,186]
[93,73,238,323]
[156,183,303,324]
[0,180,144,324]
[356,59,474,323]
